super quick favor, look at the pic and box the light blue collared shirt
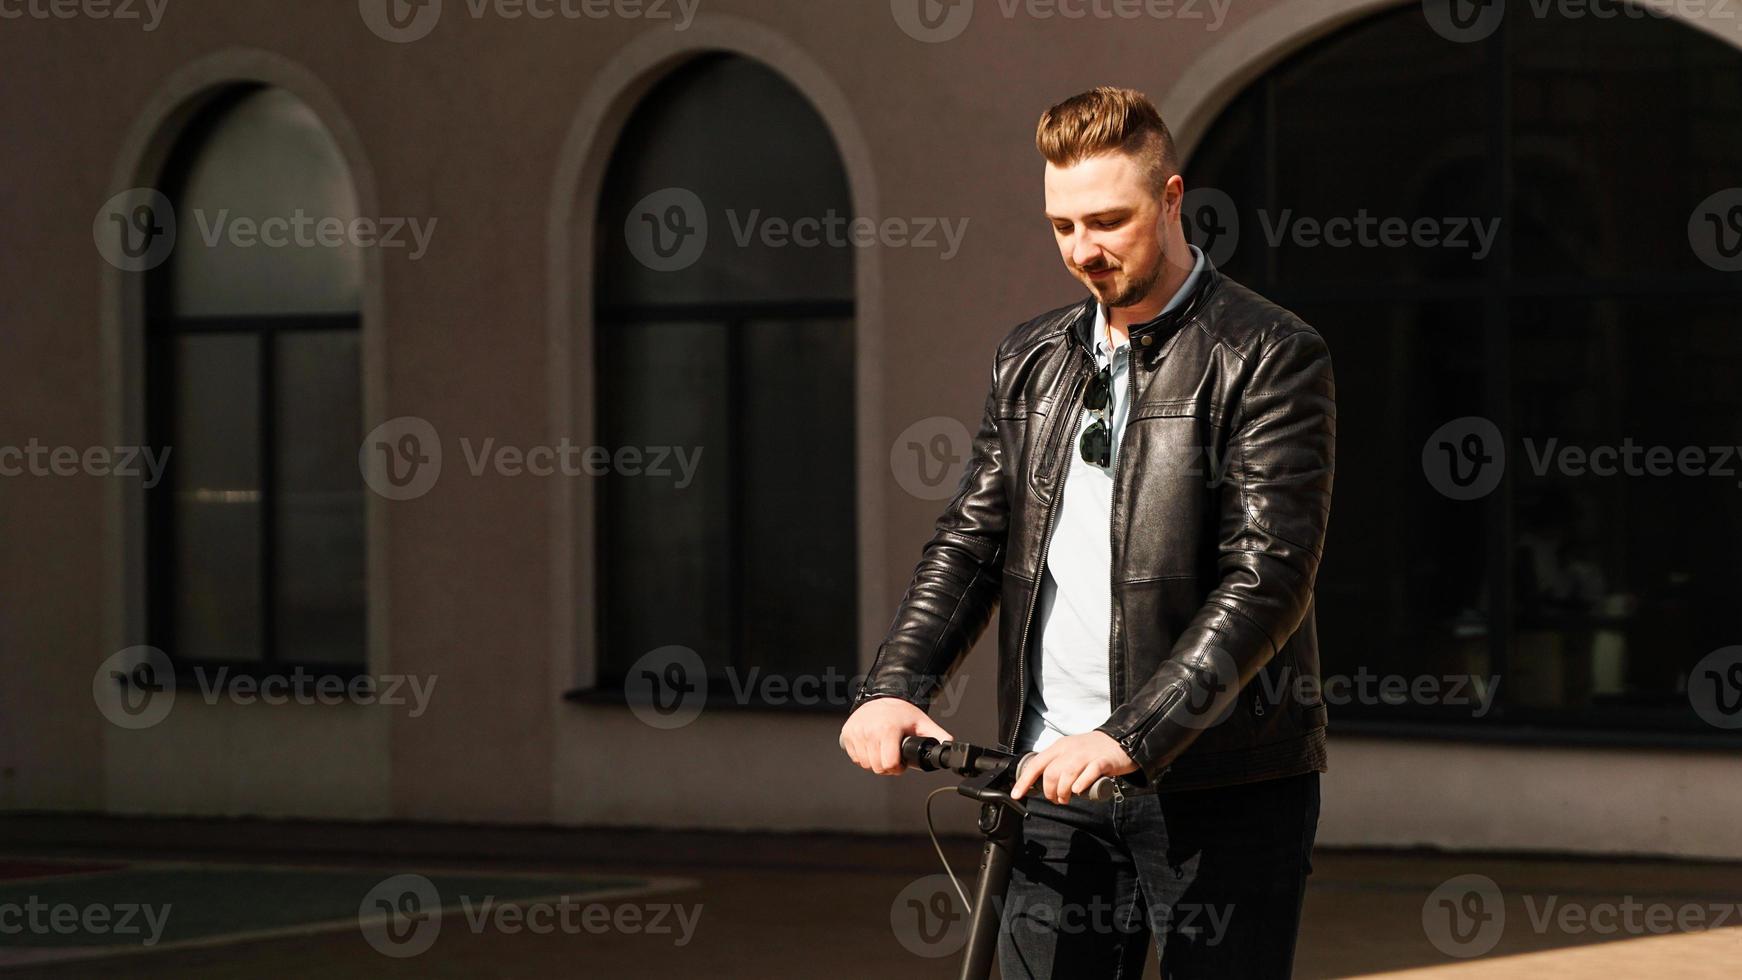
[1017,244,1207,753]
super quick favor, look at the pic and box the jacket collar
[1069,253,1221,360]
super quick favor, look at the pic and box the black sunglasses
[1079,366,1112,468]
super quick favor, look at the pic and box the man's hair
[1035,86,1179,197]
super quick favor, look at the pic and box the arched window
[592,54,858,698]
[146,85,366,674]
[1186,4,1742,734]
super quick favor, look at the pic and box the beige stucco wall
[1,0,1737,858]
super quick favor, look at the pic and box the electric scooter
[900,735,1119,980]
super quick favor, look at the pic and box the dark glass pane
[596,53,854,308]
[598,320,735,677]
[164,333,263,662]
[1182,84,1265,286]
[738,318,857,680]
[1295,300,1494,720]
[1509,5,1742,282]
[275,330,365,665]
[168,87,363,318]
[1270,8,1492,286]
[1507,298,1742,727]
[594,53,859,699]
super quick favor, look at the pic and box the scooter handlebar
[900,735,1119,802]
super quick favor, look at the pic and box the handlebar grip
[901,735,940,770]
[1016,752,1120,803]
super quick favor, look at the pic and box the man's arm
[1096,325,1336,786]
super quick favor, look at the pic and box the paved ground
[1,817,1738,978]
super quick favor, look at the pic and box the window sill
[563,685,850,715]
[1330,718,1742,752]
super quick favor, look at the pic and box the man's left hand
[1010,732,1138,804]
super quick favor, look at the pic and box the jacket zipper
[1107,336,1138,761]
[1007,357,1092,750]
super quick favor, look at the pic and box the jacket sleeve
[1096,325,1336,786]
[851,359,1010,714]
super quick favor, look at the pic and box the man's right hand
[839,697,954,775]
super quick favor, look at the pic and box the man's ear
[1163,173,1186,223]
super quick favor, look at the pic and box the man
[840,86,1335,976]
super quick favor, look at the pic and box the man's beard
[1089,259,1161,309]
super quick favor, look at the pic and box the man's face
[1044,151,1182,308]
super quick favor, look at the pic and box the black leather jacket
[851,259,1335,793]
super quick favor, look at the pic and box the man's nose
[1071,235,1103,269]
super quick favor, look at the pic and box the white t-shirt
[1015,244,1206,752]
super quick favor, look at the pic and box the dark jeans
[996,772,1320,979]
